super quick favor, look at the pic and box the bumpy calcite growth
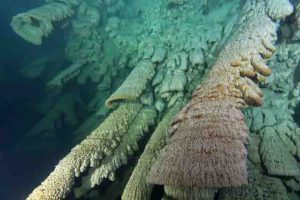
[106,60,156,108]
[88,107,157,187]
[65,1,103,64]
[260,126,300,176]
[157,53,189,97]
[122,103,182,200]
[27,103,141,200]
[245,42,300,178]
[148,98,249,187]
[73,106,157,198]
[16,0,297,199]
[218,39,300,200]
[11,1,81,45]
[148,0,292,188]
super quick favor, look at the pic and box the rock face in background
[8,0,300,199]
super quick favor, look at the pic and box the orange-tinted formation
[148,97,249,187]
[148,1,279,188]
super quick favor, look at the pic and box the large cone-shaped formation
[147,91,248,187]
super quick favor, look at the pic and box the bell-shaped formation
[148,0,293,189]
[148,92,249,187]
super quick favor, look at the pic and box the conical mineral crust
[147,99,248,187]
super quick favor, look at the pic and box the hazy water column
[0,0,64,200]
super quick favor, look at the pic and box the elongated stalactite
[147,0,293,189]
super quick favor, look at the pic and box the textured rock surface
[27,103,142,200]
[148,0,280,188]
[122,103,183,200]
[11,0,81,45]
[105,60,156,108]
[10,0,300,199]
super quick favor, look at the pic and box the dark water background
[0,1,67,199]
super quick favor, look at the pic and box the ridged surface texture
[147,0,288,188]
